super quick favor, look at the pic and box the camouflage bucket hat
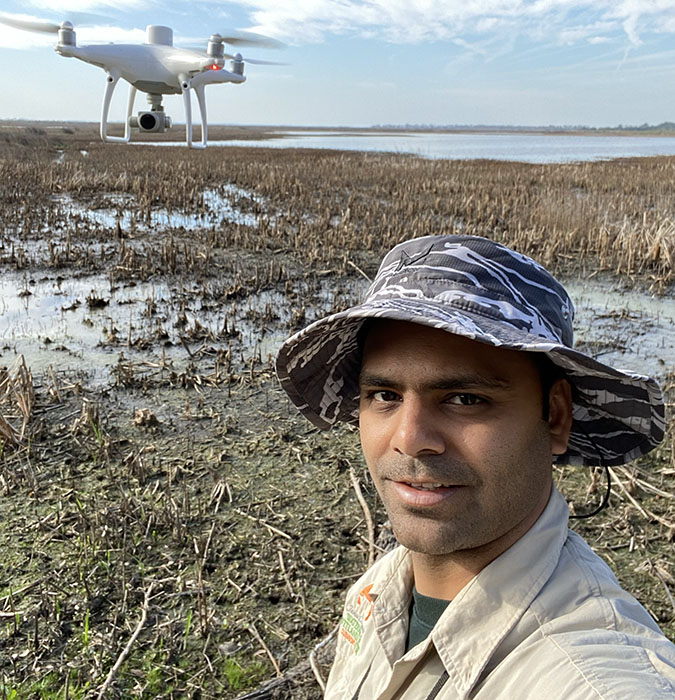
[276,234,666,467]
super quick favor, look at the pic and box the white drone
[1,15,284,148]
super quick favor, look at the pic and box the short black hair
[530,353,568,420]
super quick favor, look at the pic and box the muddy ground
[0,127,673,699]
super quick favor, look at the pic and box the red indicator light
[209,64,222,71]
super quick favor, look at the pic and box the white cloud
[229,0,675,48]
[476,17,500,32]
[558,21,617,44]
[27,0,148,11]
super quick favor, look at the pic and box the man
[276,235,675,699]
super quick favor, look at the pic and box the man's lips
[390,479,466,507]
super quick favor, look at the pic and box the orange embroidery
[358,584,374,604]
[340,627,356,645]
[357,584,376,621]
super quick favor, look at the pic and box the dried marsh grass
[0,355,34,448]
[0,145,674,290]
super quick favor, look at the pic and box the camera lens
[139,113,157,131]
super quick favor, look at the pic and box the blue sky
[3,1,675,127]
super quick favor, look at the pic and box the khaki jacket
[325,487,675,699]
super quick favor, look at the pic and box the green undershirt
[406,587,451,651]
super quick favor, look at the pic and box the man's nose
[390,397,445,457]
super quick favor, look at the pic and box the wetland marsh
[0,125,673,699]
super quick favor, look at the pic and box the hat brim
[276,297,666,467]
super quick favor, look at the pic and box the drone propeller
[201,30,285,68]
[0,14,64,34]
[0,11,114,36]
[222,52,287,66]
[211,30,285,50]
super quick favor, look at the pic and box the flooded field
[0,128,673,699]
[2,270,672,387]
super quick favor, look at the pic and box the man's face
[358,320,572,559]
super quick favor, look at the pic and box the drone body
[2,16,282,148]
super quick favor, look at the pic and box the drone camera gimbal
[128,93,172,133]
[129,111,172,133]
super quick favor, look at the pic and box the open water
[208,130,675,163]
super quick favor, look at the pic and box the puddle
[0,272,366,380]
[0,275,173,378]
[564,277,675,379]
[0,268,671,384]
[50,184,266,232]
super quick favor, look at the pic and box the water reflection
[50,184,264,232]
[206,130,675,163]
[0,272,671,384]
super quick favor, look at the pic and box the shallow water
[566,278,675,378]
[0,272,364,379]
[49,184,264,232]
[0,270,671,384]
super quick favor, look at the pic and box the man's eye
[446,394,483,406]
[369,390,400,403]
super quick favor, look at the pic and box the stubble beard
[372,455,483,557]
[372,442,553,559]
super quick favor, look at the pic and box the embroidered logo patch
[339,585,378,655]
[339,611,364,654]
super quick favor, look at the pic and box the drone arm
[190,70,246,89]
[100,70,135,143]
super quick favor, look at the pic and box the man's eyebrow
[358,371,512,391]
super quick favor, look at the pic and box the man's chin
[390,525,464,557]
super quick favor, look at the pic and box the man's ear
[549,379,573,455]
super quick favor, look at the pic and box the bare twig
[248,623,282,678]
[653,569,675,615]
[349,467,376,568]
[96,582,154,700]
[0,578,45,609]
[608,468,675,529]
[232,507,292,540]
[277,549,295,600]
[233,630,338,700]
[309,626,338,692]
[614,466,675,501]
[347,259,373,282]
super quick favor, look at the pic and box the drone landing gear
[101,70,135,143]
[101,76,174,144]
[180,74,208,150]
[99,68,242,148]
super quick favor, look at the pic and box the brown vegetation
[0,132,674,290]
[0,132,672,699]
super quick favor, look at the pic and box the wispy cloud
[229,0,675,48]
[557,20,616,44]
[27,0,148,12]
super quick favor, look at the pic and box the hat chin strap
[569,465,611,519]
